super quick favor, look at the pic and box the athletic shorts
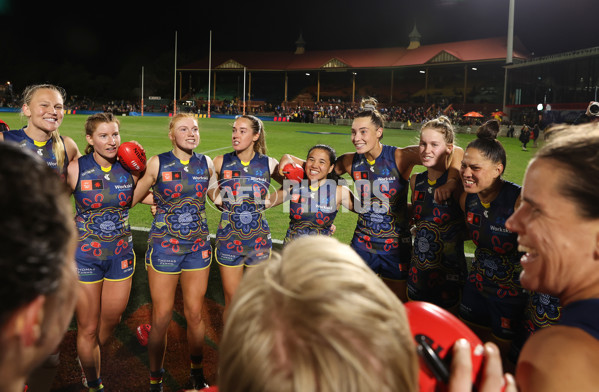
[353,245,410,281]
[407,267,463,309]
[76,247,135,283]
[145,239,212,274]
[215,248,271,267]
[458,279,527,340]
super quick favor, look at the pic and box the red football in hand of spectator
[404,301,484,392]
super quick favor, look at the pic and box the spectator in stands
[506,123,599,391]
[216,235,515,392]
[0,143,78,392]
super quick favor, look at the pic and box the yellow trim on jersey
[33,140,47,147]
[214,249,245,268]
[240,160,250,167]
[180,159,190,165]
[101,165,112,173]
[428,178,437,186]
[366,158,376,165]
[481,201,491,209]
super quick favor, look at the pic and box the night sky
[0,0,597,97]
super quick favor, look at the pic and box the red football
[282,163,304,183]
[118,141,146,171]
[404,301,484,391]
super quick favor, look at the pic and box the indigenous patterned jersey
[284,180,337,243]
[350,144,409,255]
[464,181,523,296]
[408,170,467,304]
[3,128,68,178]
[523,291,562,337]
[216,152,272,257]
[149,151,211,254]
[73,154,134,260]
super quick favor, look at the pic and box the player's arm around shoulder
[64,135,82,162]
[66,155,80,193]
[335,152,354,176]
[205,155,222,207]
[337,183,355,212]
[516,325,599,391]
[131,155,159,207]
[269,156,285,184]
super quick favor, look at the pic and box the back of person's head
[0,143,77,370]
[539,123,599,219]
[218,235,418,392]
[466,119,506,174]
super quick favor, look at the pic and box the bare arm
[337,184,355,212]
[66,156,80,193]
[64,135,82,163]
[131,155,159,207]
[269,156,285,185]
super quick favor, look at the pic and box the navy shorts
[145,238,212,274]
[76,247,135,283]
[353,245,410,281]
[459,279,527,340]
[215,248,270,267]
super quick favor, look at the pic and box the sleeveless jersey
[464,181,524,296]
[216,152,272,257]
[73,154,134,260]
[409,170,467,298]
[523,291,562,337]
[559,299,599,341]
[3,128,68,178]
[284,180,338,243]
[350,144,409,255]
[149,151,211,254]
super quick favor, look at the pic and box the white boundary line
[199,146,230,154]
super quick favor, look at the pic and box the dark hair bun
[477,120,500,140]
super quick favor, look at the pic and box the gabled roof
[178,36,529,72]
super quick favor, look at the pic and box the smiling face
[419,127,453,169]
[506,158,599,300]
[305,148,334,182]
[86,121,120,162]
[22,88,64,135]
[170,117,199,152]
[351,117,382,155]
[232,117,259,153]
[460,147,503,194]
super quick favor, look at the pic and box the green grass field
[1,112,535,254]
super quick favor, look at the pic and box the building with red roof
[177,30,531,111]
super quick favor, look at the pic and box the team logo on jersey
[413,190,425,202]
[223,170,241,179]
[467,211,481,227]
[121,259,133,270]
[162,171,182,181]
[353,171,368,181]
[81,180,104,191]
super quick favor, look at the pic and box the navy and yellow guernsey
[464,180,524,297]
[284,180,337,243]
[148,151,211,258]
[350,144,410,255]
[216,152,272,264]
[3,128,68,178]
[408,170,467,307]
[73,154,134,265]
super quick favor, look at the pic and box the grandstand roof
[179,36,529,72]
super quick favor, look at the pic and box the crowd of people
[1,84,598,392]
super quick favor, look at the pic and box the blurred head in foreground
[218,235,418,392]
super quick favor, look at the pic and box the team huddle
[1,83,581,392]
